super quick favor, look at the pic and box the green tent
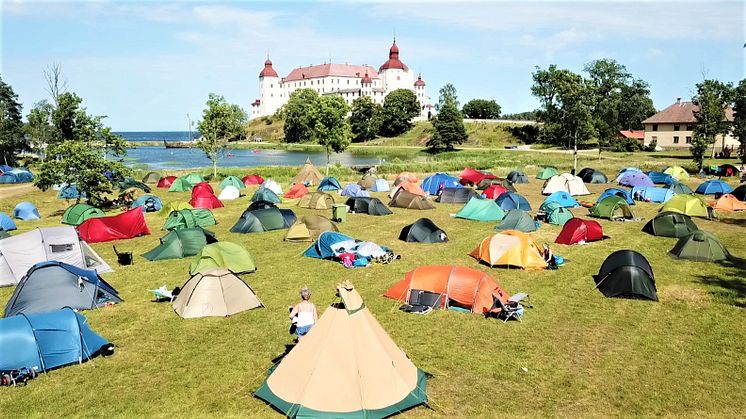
[589,196,635,220]
[231,207,291,233]
[669,230,730,262]
[168,177,193,192]
[251,187,282,204]
[660,194,710,219]
[158,201,192,217]
[143,228,215,261]
[542,201,574,226]
[455,197,505,222]
[164,209,217,231]
[190,242,256,275]
[118,177,151,193]
[668,182,693,195]
[219,176,245,190]
[537,167,559,180]
[496,210,538,232]
[142,171,162,184]
[183,173,205,185]
[61,204,105,226]
[642,211,698,237]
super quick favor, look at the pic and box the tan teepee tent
[172,268,262,318]
[292,158,324,186]
[255,281,428,418]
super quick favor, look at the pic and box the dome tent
[495,210,538,233]
[555,218,605,245]
[695,180,733,195]
[542,201,574,226]
[371,178,390,192]
[495,192,531,211]
[421,172,461,195]
[630,186,675,203]
[158,201,192,217]
[62,204,104,226]
[291,158,323,186]
[663,166,689,180]
[0,211,17,231]
[660,195,711,219]
[646,171,676,185]
[190,183,224,209]
[507,170,529,184]
[389,181,427,198]
[131,195,164,213]
[284,215,339,242]
[618,172,654,188]
[183,173,205,185]
[341,183,370,198]
[358,174,377,190]
[219,176,245,190]
[578,168,608,184]
[345,197,393,216]
[541,191,579,209]
[537,167,559,180]
[173,268,263,319]
[455,198,505,222]
[190,242,257,275]
[668,231,731,262]
[733,185,746,201]
[399,218,448,243]
[710,194,746,211]
[251,187,282,204]
[218,185,241,201]
[667,181,693,195]
[230,206,297,233]
[482,184,508,199]
[469,230,547,270]
[284,183,308,199]
[142,171,162,184]
[57,184,85,199]
[168,177,193,192]
[118,177,151,193]
[298,191,335,209]
[594,250,657,301]
[598,188,635,205]
[157,176,177,188]
[542,173,590,196]
[143,228,216,261]
[242,174,265,186]
[589,196,635,220]
[318,176,342,191]
[163,209,217,231]
[437,187,480,203]
[615,167,642,183]
[14,201,41,220]
[642,211,698,238]
[389,190,435,210]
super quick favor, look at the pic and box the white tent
[263,179,283,195]
[172,268,262,318]
[0,227,113,287]
[218,185,241,201]
[542,173,590,196]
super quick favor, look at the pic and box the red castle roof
[414,74,425,87]
[379,41,409,72]
[282,64,379,83]
[259,58,278,78]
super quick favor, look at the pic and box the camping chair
[148,285,175,302]
[113,245,133,266]
[490,294,528,322]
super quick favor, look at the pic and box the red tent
[192,182,214,195]
[555,218,606,245]
[157,176,177,188]
[459,167,496,186]
[190,187,223,209]
[77,208,150,243]
[242,174,264,186]
[483,184,508,199]
[284,184,308,199]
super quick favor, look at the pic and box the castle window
[674,124,680,131]
[652,124,658,131]
[686,125,694,131]
[673,136,679,144]
[686,136,692,144]
[347,79,350,85]
[397,76,400,80]
[270,84,273,88]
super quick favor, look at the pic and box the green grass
[0,159,744,417]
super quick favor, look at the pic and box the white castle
[249,40,432,120]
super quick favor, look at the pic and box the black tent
[579,168,608,184]
[593,250,657,301]
[399,218,448,243]
[248,200,277,211]
[437,187,480,203]
[345,197,392,216]
[732,185,746,201]
[507,171,529,184]
[231,206,296,233]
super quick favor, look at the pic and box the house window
[674,124,680,131]
[686,125,694,131]
[652,124,658,131]
[673,136,679,144]
[652,136,657,143]
[686,136,692,144]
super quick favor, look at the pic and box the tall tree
[0,76,25,166]
[315,95,350,174]
[462,99,501,119]
[283,89,320,143]
[25,100,55,158]
[436,83,459,111]
[732,79,746,166]
[692,79,733,170]
[428,99,468,152]
[378,89,420,137]
[196,93,247,178]
[349,96,382,142]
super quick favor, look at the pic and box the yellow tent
[663,166,689,180]
[469,230,548,269]
[158,201,192,217]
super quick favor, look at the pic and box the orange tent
[396,172,418,183]
[709,194,746,211]
[284,183,308,199]
[389,181,427,198]
[384,265,509,314]
[469,230,547,270]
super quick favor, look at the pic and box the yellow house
[642,99,737,152]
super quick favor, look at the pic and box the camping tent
[157,176,177,188]
[242,174,265,186]
[284,216,339,242]
[341,183,370,197]
[395,172,419,184]
[0,226,112,287]
[507,171,529,184]
[164,209,217,231]
[78,208,150,243]
[555,218,605,245]
[594,250,657,301]
[118,177,151,193]
[495,192,531,211]
[710,194,746,211]
[218,185,241,201]
[542,191,579,208]
[142,172,161,184]
[173,269,262,318]
[695,180,733,195]
[0,212,17,231]
[389,181,427,198]
[254,282,428,418]
[189,242,257,275]
[631,186,675,203]
[303,231,354,259]
[0,164,12,172]
[292,158,324,186]
[318,177,342,191]
[668,181,693,195]
[346,197,393,215]
[618,172,654,187]
[14,202,40,220]
[581,169,608,184]
[436,187,480,203]
[399,218,448,243]
[190,184,224,209]
[230,207,297,233]
[57,184,85,200]
[168,177,193,192]
[371,178,390,192]
[642,211,698,238]
[663,166,689,180]
[459,167,495,186]
[421,173,461,195]
[646,172,676,185]
[455,198,505,222]
[143,228,215,261]
[0,307,112,373]
[495,210,537,232]
[730,185,746,201]
[541,201,574,226]
[0,172,32,184]
[192,182,214,195]
[660,195,711,219]
[284,184,308,199]
[4,261,121,317]
[537,167,559,180]
[716,163,740,177]
[389,190,435,210]
[159,201,192,217]
[482,184,508,199]
[131,195,164,213]
[183,173,205,184]
[384,265,509,314]
[251,187,282,204]
[615,167,642,182]
[358,174,377,190]
[589,196,635,220]
[542,173,590,196]
[478,178,515,191]
[62,204,104,226]
[598,188,635,205]
[219,176,245,190]
[469,230,547,269]
[669,230,730,262]
[298,191,335,209]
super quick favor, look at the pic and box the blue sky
[2,1,744,131]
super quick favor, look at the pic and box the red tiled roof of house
[379,41,409,72]
[282,64,379,83]
[643,101,735,124]
[618,130,644,139]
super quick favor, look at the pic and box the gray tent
[437,187,480,203]
[495,210,538,232]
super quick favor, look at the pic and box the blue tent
[0,164,12,172]
[341,184,370,198]
[495,192,531,211]
[646,172,676,185]
[695,180,733,195]
[131,195,164,213]
[541,191,579,209]
[303,231,354,259]
[0,173,26,184]
[0,212,17,231]
[615,167,641,183]
[14,202,41,220]
[371,178,390,192]
[58,184,86,199]
[598,188,635,205]
[0,307,112,373]
[421,173,461,196]
[318,177,342,191]
[631,186,675,203]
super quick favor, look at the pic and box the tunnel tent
[4,261,122,317]
[292,158,324,186]
[157,176,177,188]
[219,176,245,190]
[469,230,547,270]
[298,191,335,209]
[230,206,297,233]
[0,212,17,231]
[284,184,308,199]
[589,196,635,220]
[421,172,461,196]
[459,167,494,186]
[436,187,480,203]
[555,218,606,245]
[717,163,740,177]
[183,173,205,185]
[143,228,216,261]
[318,177,342,191]
[218,185,241,201]
[189,242,257,275]
[13,202,41,220]
[173,268,263,319]
[345,197,393,216]
[163,209,217,231]
[389,190,435,210]
[394,172,419,185]
[284,215,339,242]
[358,174,377,190]
[668,230,731,262]
[507,170,529,184]
[537,167,560,180]
[142,172,162,184]
[495,192,531,211]
[158,201,192,217]
[594,250,657,301]
[341,183,370,198]
[251,187,282,204]
[371,178,390,192]
[642,211,698,238]
[455,198,505,222]
[495,210,538,232]
[131,195,164,213]
[62,204,104,226]
[660,195,711,219]
[399,218,448,243]
[598,188,635,205]
[168,177,193,192]
[78,208,150,243]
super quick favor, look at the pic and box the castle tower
[379,40,413,94]
[258,57,281,117]
[361,70,373,99]
[414,73,428,117]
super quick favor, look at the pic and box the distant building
[642,98,737,151]
[249,40,430,120]
[617,130,645,145]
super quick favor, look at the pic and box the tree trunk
[326,148,331,176]
[710,139,716,159]
[213,159,217,178]
[573,131,578,174]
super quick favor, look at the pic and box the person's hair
[300,286,311,301]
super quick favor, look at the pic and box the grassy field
[0,155,744,417]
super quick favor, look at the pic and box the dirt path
[0,184,35,200]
